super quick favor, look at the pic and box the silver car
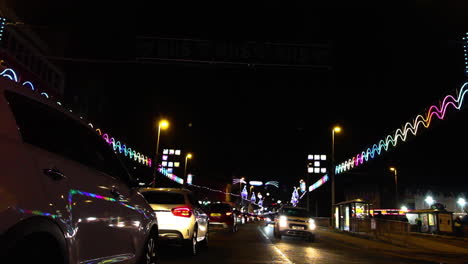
[274,206,316,242]
[0,77,159,263]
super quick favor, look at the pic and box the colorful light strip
[0,68,152,167]
[308,174,329,192]
[336,82,468,174]
[158,166,184,184]
[464,33,468,76]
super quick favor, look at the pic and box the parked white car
[139,188,209,255]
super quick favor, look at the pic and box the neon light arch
[336,82,468,174]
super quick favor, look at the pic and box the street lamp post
[389,167,398,207]
[184,153,192,181]
[152,119,169,187]
[331,125,341,227]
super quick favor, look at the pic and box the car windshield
[282,208,310,218]
[141,191,185,204]
[209,203,232,212]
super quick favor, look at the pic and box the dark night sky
[9,1,468,200]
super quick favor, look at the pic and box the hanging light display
[291,187,299,207]
[265,181,279,188]
[336,82,468,174]
[250,192,256,204]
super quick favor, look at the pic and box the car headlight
[279,215,288,227]
[266,217,271,222]
[308,218,316,230]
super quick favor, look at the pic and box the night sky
[9,1,468,201]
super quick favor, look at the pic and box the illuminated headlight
[279,215,288,228]
[308,218,316,230]
[266,217,271,222]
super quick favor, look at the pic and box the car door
[4,91,126,262]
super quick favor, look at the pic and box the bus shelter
[334,199,371,231]
[405,209,454,234]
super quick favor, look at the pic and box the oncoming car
[139,188,209,256]
[274,206,316,242]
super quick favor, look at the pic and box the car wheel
[143,232,159,264]
[307,234,315,242]
[201,227,209,248]
[274,229,281,239]
[186,228,199,256]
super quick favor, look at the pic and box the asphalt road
[159,222,438,264]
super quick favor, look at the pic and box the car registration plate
[292,225,304,230]
[211,213,222,217]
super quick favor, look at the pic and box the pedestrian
[454,216,462,236]
[415,217,422,232]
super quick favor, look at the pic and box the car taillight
[172,206,192,218]
[226,212,232,216]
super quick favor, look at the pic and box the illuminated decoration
[158,166,184,184]
[0,17,5,42]
[258,198,263,207]
[300,180,306,192]
[249,181,263,186]
[18,208,58,219]
[336,82,468,174]
[233,178,247,184]
[464,33,468,76]
[308,174,329,192]
[0,68,153,167]
[23,81,35,91]
[250,192,256,204]
[257,193,263,200]
[241,186,248,200]
[307,154,327,174]
[175,150,181,155]
[265,181,279,188]
[187,173,193,185]
[291,187,299,207]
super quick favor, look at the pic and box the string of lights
[336,82,468,174]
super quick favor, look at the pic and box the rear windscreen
[209,203,231,211]
[142,191,185,204]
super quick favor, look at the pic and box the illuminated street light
[389,167,398,207]
[425,196,435,207]
[184,153,192,181]
[152,119,170,187]
[331,125,342,227]
[458,198,466,209]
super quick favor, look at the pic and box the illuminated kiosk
[334,199,371,231]
[405,206,454,234]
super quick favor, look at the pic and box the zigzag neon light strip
[308,174,329,192]
[0,68,152,167]
[336,82,468,174]
[158,166,184,184]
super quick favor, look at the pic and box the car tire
[274,229,281,240]
[200,227,209,249]
[232,223,238,233]
[142,230,159,264]
[185,227,199,256]
[307,234,315,242]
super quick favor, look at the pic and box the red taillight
[172,206,192,218]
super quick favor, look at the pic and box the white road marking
[258,226,294,264]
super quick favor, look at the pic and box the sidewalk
[316,227,468,264]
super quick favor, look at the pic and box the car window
[209,203,232,212]
[5,91,130,183]
[281,208,310,217]
[141,191,185,204]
